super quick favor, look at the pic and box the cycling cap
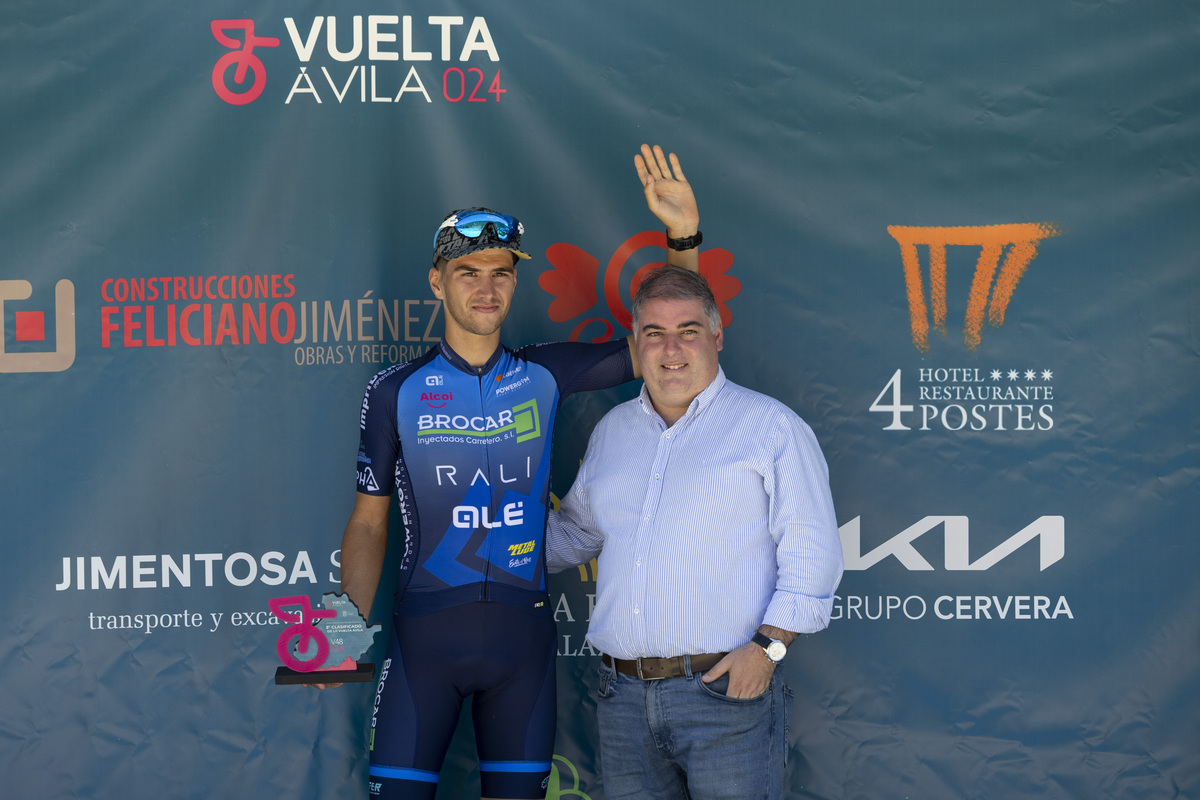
[432,208,531,266]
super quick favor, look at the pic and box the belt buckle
[635,657,666,681]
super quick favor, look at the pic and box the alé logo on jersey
[417,398,541,443]
[418,372,452,407]
[538,232,740,340]
[451,501,524,530]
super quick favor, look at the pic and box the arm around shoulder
[545,461,605,572]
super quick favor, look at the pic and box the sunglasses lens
[455,216,514,241]
[456,220,489,238]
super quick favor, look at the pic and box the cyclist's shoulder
[511,338,627,371]
[365,348,441,393]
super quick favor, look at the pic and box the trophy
[270,593,381,685]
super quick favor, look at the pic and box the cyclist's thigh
[368,612,467,799]
[471,605,557,799]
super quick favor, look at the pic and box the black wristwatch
[665,230,702,251]
[751,632,787,663]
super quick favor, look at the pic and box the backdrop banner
[1,2,1196,799]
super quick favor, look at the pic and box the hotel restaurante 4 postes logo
[870,223,1062,434]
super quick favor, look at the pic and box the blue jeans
[594,658,793,800]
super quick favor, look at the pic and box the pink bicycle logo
[211,20,280,105]
[269,595,335,672]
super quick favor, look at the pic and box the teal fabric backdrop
[1,2,1196,798]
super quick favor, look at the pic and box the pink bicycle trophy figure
[269,595,336,672]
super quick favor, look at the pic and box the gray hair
[631,266,721,336]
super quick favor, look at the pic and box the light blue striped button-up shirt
[547,367,843,660]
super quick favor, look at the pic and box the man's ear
[428,266,444,299]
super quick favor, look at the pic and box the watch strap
[665,230,703,251]
[751,632,773,649]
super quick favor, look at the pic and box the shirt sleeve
[545,452,606,573]
[760,410,845,634]
[355,370,401,497]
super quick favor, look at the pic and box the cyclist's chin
[466,309,508,335]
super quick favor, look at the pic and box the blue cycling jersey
[356,338,632,616]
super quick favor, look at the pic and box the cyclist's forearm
[339,497,390,621]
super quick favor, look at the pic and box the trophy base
[274,662,377,685]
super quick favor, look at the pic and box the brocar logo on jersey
[417,398,541,443]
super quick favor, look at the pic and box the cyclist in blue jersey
[324,145,703,800]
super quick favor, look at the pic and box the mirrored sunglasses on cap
[434,210,524,247]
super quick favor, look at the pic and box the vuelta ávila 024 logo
[869,222,1063,433]
[211,15,506,106]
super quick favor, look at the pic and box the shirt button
[655,474,660,480]
[634,608,640,614]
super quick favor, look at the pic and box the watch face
[765,641,787,662]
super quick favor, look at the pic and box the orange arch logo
[888,223,1061,353]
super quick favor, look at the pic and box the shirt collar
[638,366,727,426]
[438,339,505,375]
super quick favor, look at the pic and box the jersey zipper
[476,364,492,602]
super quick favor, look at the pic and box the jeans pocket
[597,666,614,699]
[697,673,769,703]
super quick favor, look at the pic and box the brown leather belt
[602,652,727,681]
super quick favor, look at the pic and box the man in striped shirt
[546,266,844,800]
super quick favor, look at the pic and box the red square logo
[15,311,46,342]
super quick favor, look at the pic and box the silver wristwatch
[751,632,787,663]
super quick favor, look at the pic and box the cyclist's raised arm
[626,144,703,375]
[635,143,700,273]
